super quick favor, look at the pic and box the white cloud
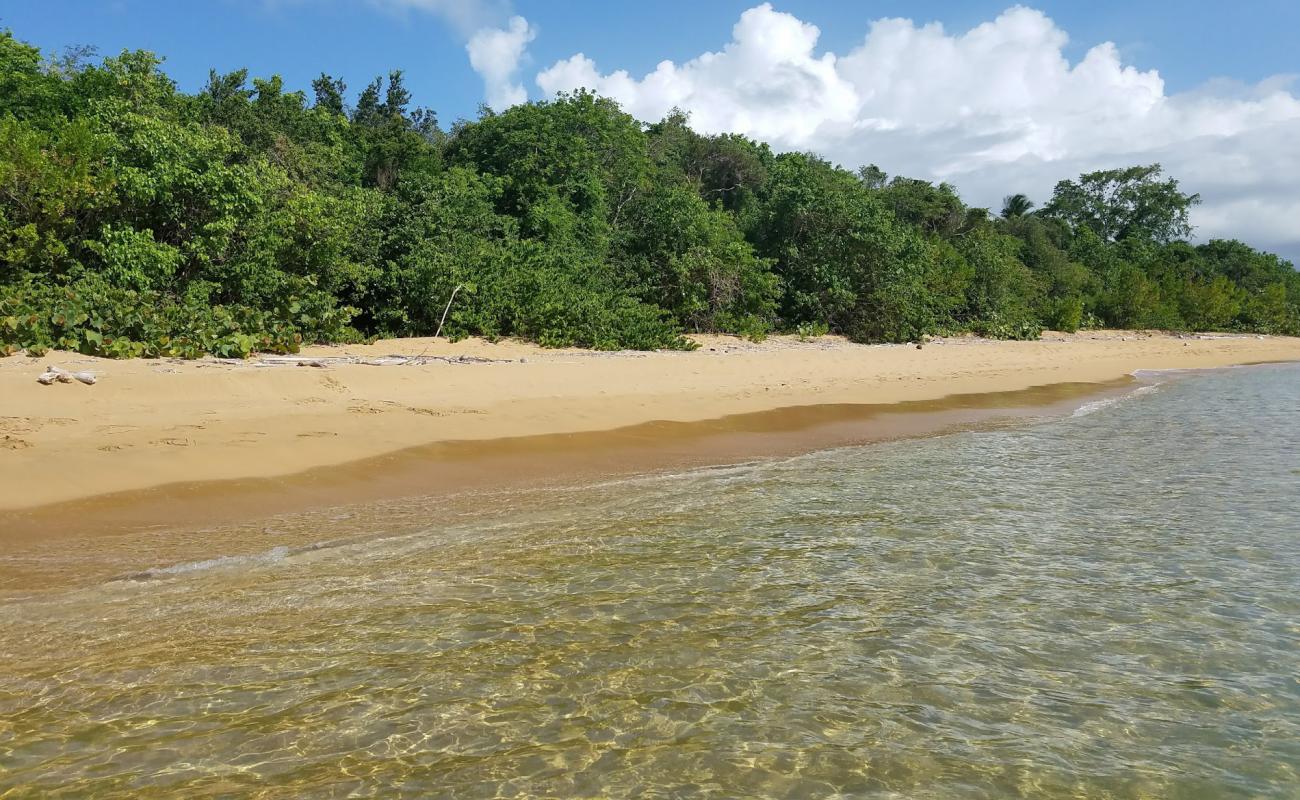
[537,5,857,145]
[368,0,536,110]
[536,3,1300,261]
[467,15,535,110]
[369,0,511,37]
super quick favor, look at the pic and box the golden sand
[2,330,1298,514]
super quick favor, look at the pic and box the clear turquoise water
[2,365,1298,798]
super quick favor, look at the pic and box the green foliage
[1041,296,1084,333]
[795,321,830,341]
[613,179,777,332]
[1040,164,1200,244]
[957,227,1039,329]
[749,153,922,340]
[82,224,182,290]
[1179,275,1244,332]
[445,91,647,247]
[647,111,772,216]
[1000,193,1035,220]
[880,178,973,238]
[0,275,357,359]
[1241,283,1300,335]
[0,116,114,275]
[446,240,688,350]
[0,28,1295,359]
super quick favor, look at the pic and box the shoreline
[1,331,1298,591]
[1,378,1138,592]
[0,376,1132,532]
[3,330,1299,521]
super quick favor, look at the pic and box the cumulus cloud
[467,15,535,110]
[369,0,535,110]
[536,3,1300,260]
[538,5,857,145]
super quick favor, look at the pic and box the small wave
[1072,384,1160,418]
[114,547,289,582]
[111,539,346,583]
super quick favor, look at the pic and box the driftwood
[37,365,97,385]
[251,354,510,369]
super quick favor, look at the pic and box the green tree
[857,164,888,190]
[0,26,1291,358]
[446,90,649,248]
[311,73,346,115]
[748,153,942,342]
[612,179,776,332]
[958,227,1041,339]
[1041,164,1200,243]
[880,178,973,238]
[1000,193,1034,219]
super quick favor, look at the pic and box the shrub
[0,276,359,358]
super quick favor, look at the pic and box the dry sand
[3,330,1299,515]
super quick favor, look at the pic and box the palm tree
[1000,193,1035,219]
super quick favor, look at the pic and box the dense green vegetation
[2,31,1297,357]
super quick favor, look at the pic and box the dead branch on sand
[250,354,511,369]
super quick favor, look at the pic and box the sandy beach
[3,330,1299,516]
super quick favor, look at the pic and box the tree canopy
[1,29,1296,358]
[1040,165,1200,244]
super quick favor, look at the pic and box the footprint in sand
[320,375,348,394]
[2,436,33,450]
[153,437,194,447]
[347,404,384,415]
[297,431,339,438]
[0,418,33,435]
[97,443,133,452]
[405,406,486,418]
[1,416,75,435]
[295,396,328,406]
[406,406,446,417]
[96,424,138,435]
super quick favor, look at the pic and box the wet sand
[0,378,1133,593]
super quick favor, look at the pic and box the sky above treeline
[8,1,1300,261]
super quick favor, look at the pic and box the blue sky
[5,1,1297,123]
[5,1,1299,258]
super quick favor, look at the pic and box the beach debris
[250,354,511,369]
[37,365,97,385]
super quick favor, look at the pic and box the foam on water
[1072,382,1161,417]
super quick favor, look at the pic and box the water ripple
[1,365,1298,798]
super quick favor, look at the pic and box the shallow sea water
[1,365,1298,798]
